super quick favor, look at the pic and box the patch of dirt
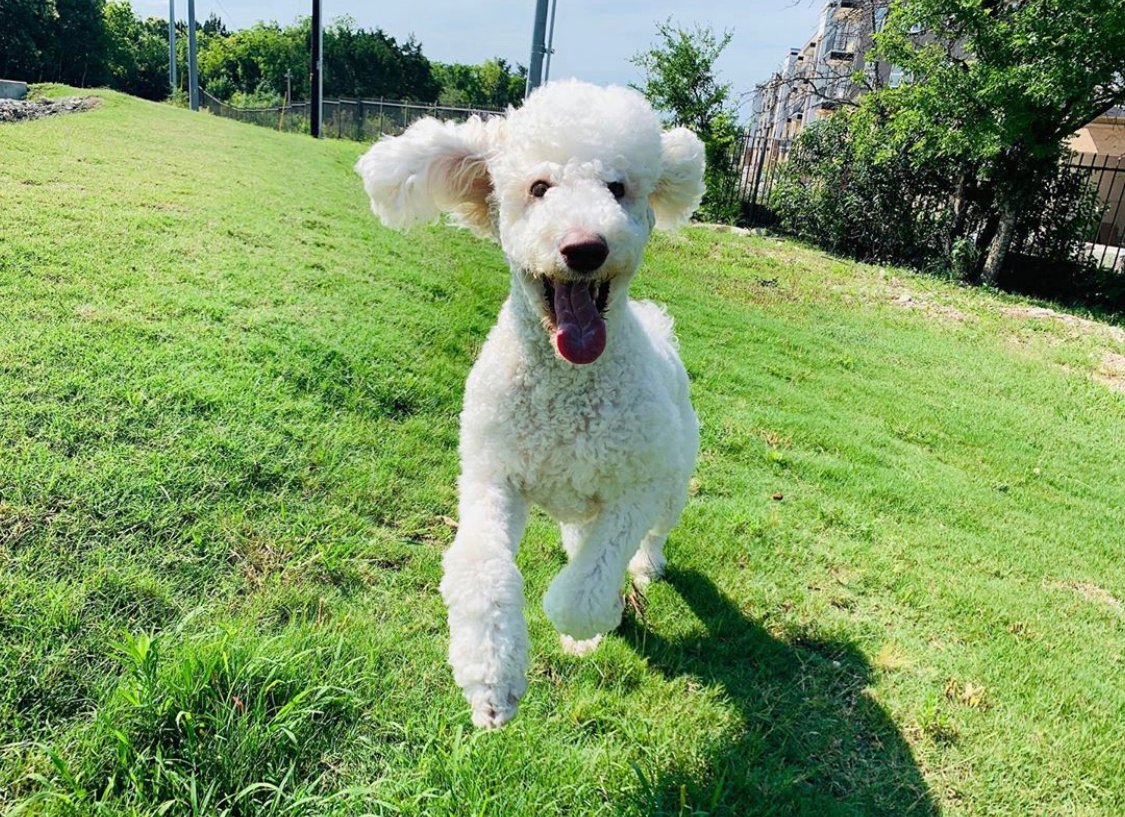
[0,96,100,123]
[1002,305,1125,343]
[694,222,765,237]
[1045,579,1123,614]
[1095,352,1125,393]
[892,292,970,323]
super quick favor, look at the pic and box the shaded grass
[0,88,1122,815]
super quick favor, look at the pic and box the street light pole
[543,0,558,84]
[168,0,177,97]
[310,0,323,137]
[187,0,198,110]
[525,0,549,97]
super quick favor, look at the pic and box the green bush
[698,111,743,223]
[771,115,954,266]
[767,113,1120,313]
[230,84,284,109]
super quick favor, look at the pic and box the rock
[0,96,99,123]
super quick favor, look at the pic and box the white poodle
[356,80,704,728]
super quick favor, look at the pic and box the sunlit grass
[0,87,1122,816]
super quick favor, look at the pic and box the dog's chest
[462,347,676,516]
[517,373,670,509]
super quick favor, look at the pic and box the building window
[887,66,915,87]
[863,59,879,86]
[874,6,888,33]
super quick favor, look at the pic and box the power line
[209,0,236,29]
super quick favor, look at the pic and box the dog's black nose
[560,230,609,274]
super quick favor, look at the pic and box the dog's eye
[607,181,626,200]
[530,180,551,198]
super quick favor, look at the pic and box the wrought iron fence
[1065,153,1125,271]
[711,131,1124,273]
[709,133,793,228]
[201,90,503,141]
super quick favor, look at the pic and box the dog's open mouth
[542,278,611,365]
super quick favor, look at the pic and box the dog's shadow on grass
[621,568,938,816]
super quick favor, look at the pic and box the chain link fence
[201,90,503,141]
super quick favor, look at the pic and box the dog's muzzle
[545,230,610,365]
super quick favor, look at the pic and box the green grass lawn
[1,87,1123,817]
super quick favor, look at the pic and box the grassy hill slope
[1,88,1122,816]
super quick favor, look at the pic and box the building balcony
[826,49,855,65]
[834,0,860,18]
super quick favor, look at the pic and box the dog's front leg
[439,476,530,729]
[542,498,656,641]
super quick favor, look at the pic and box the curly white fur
[356,80,704,729]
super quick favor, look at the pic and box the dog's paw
[543,577,624,640]
[466,684,520,730]
[560,633,603,656]
[627,551,666,589]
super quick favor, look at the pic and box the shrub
[767,112,1119,313]
[771,114,954,266]
[230,84,284,109]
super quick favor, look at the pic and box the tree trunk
[982,200,1017,286]
[945,175,968,256]
[973,209,999,275]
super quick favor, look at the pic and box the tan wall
[1069,117,1125,158]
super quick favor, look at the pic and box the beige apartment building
[750,0,897,142]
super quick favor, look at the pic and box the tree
[433,61,482,106]
[321,17,440,101]
[630,19,734,142]
[197,20,308,102]
[48,0,111,86]
[0,0,59,81]
[477,58,524,108]
[202,12,227,36]
[433,58,525,109]
[0,2,518,111]
[871,0,1125,283]
[102,2,169,100]
[630,19,739,219]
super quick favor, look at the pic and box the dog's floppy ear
[355,115,502,238]
[651,127,706,230]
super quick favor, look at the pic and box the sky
[131,1,824,113]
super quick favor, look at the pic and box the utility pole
[285,69,292,106]
[187,0,198,110]
[525,0,549,97]
[168,0,177,97]
[310,0,323,137]
[543,0,558,84]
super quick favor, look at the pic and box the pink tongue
[553,280,606,364]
